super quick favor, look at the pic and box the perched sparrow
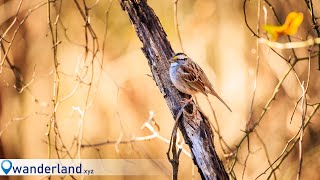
[169,52,232,112]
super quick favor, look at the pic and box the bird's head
[169,52,188,63]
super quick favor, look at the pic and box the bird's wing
[178,59,232,111]
[179,60,207,95]
[190,62,232,112]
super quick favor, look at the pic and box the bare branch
[119,0,229,179]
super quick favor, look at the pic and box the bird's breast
[169,64,197,95]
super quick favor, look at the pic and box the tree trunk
[119,0,229,179]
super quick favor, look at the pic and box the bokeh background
[1,0,320,179]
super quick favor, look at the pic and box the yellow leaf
[263,12,304,41]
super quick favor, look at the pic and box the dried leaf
[263,12,304,41]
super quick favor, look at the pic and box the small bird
[169,52,232,112]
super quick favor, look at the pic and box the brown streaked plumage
[169,52,232,112]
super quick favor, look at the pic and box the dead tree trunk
[119,0,229,179]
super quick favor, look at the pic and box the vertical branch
[173,0,184,52]
[167,118,182,180]
[47,0,74,161]
[241,137,250,180]
[297,48,312,180]
[304,0,320,69]
[119,0,229,179]
[297,83,305,180]
[72,0,101,159]
[47,0,60,159]
[246,0,261,129]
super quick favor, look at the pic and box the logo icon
[1,160,12,175]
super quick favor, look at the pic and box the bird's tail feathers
[209,89,232,112]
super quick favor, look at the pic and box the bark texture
[119,0,229,179]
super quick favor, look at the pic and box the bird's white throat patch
[171,62,179,67]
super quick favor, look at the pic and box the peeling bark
[119,0,229,179]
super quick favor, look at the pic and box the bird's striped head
[169,52,188,63]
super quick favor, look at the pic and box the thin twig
[254,130,277,180]
[256,104,320,179]
[173,0,184,52]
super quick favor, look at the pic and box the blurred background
[0,0,320,179]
